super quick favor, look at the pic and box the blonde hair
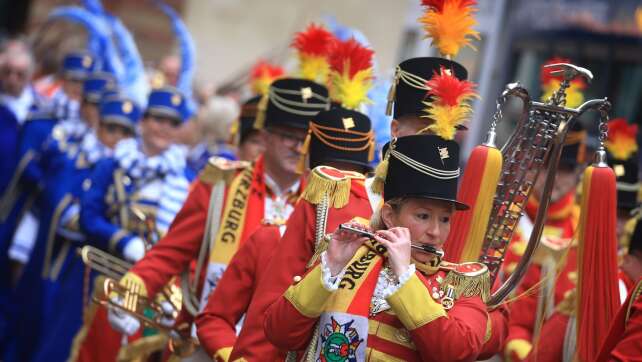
[369,197,405,231]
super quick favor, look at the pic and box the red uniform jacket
[596,278,642,362]
[264,263,489,361]
[526,272,636,361]
[195,224,283,361]
[75,157,299,361]
[229,178,373,361]
[505,191,579,361]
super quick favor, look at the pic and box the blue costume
[0,73,115,362]
[54,88,190,361]
[0,51,96,252]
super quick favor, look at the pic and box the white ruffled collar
[114,138,186,180]
[79,132,113,165]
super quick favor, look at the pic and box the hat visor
[63,70,89,81]
[146,107,183,123]
[101,117,136,132]
[403,194,469,211]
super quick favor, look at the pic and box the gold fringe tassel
[441,268,490,303]
[370,157,389,195]
[301,169,351,208]
[253,94,269,130]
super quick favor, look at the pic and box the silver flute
[338,223,445,258]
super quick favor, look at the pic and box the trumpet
[338,223,445,258]
[94,277,180,333]
[79,245,132,280]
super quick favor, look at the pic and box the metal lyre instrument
[477,63,611,307]
[338,223,445,258]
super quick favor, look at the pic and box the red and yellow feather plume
[540,57,587,108]
[605,118,638,160]
[328,38,374,110]
[249,59,285,96]
[291,23,336,83]
[422,67,477,140]
[419,0,480,58]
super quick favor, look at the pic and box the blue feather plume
[47,6,121,76]
[103,14,149,107]
[156,1,196,117]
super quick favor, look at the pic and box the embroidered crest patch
[318,316,364,362]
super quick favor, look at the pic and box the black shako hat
[237,96,261,145]
[559,122,587,169]
[382,134,468,210]
[257,77,330,130]
[306,106,374,170]
[387,57,468,120]
[607,151,639,211]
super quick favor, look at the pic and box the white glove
[107,299,141,336]
[123,237,145,262]
[158,300,177,328]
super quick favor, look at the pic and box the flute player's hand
[326,222,369,276]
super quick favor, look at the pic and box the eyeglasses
[268,128,306,147]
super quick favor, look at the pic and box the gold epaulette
[439,261,490,303]
[301,166,361,208]
[199,156,250,185]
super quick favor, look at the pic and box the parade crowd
[0,1,641,361]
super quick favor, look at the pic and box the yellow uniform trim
[386,273,447,330]
[484,312,492,343]
[213,346,232,362]
[368,319,416,350]
[120,271,148,298]
[117,334,167,361]
[365,348,407,362]
[42,194,72,278]
[284,265,332,318]
[504,338,532,361]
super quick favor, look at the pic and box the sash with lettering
[311,239,387,361]
[198,157,267,311]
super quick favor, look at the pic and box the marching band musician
[0,51,96,259]
[196,37,377,361]
[108,78,330,359]
[596,215,642,361]
[265,132,490,361]
[231,96,267,163]
[503,122,586,361]
[6,92,138,362]
[1,80,119,360]
[7,72,116,269]
[523,118,640,361]
[72,87,193,362]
